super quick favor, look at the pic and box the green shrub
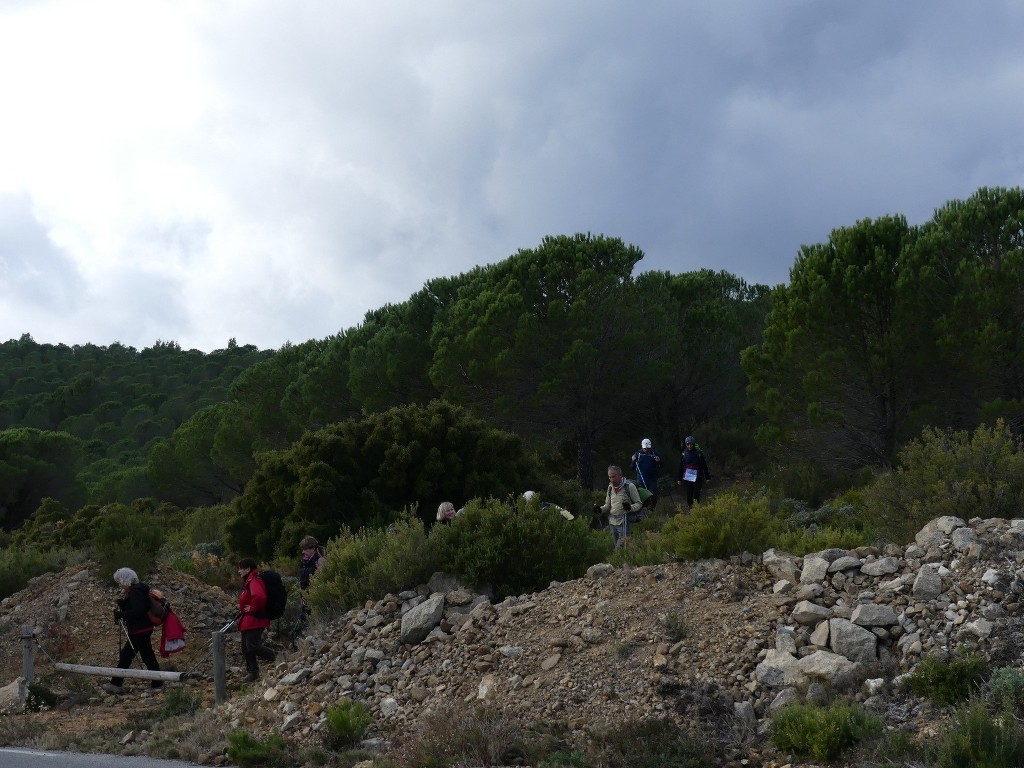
[588,718,709,767]
[25,682,59,712]
[307,512,436,615]
[538,752,587,767]
[770,701,882,761]
[660,492,775,561]
[428,497,611,599]
[772,525,869,557]
[0,546,75,600]
[988,667,1024,714]
[608,526,669,567]
[936,703,1024,768]
[226,730,292,767]
[903,653,989,706]
[324,698,372,750]
[160,687,200,718]
[863,420,1024,542]
[89,501,168,578]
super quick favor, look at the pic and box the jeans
[610,519,630,548]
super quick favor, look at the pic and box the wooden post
[21,625,34,685]
[213,630,227,704]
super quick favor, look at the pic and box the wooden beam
[53,663,184,682]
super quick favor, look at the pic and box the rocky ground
[1,515,1023,767]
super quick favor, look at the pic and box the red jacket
[239,571,271,631]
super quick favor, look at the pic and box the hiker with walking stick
[630,438,663,512]
[102,567,163,695]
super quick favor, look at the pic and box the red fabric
[238,571,270,631]
[159,610,187,657]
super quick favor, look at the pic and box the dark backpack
[257,571,287,620]
[147,589,170,625]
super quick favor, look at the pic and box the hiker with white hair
[630,438,663,511]
[436,501,457,523]
[102,567,162,695]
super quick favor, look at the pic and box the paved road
[0,748,197,767]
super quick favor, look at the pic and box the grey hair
[607,465,623,475]
[113,567,139,587]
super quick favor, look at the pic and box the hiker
[296,535,324,633]
[237,558,277,683]
[630,438,664,511]
[597,465,641,548]
[102,567,162,694]
[298,535,324,590]
[677,435,711,510]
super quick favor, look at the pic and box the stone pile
[753,515,1024,718]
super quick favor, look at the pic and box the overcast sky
[1,2,1022,352]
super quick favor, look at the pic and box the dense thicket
[0,336,270,526]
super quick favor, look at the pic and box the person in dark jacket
[102,567,162,694]
[630,438,664,511]
[676,435,711,511]
[298,535,324,589]
[238,558,277,683]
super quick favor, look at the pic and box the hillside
[1,514,1024,767]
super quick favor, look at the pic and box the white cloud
[1,1,1023,350]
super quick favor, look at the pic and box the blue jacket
[631,449,662,491]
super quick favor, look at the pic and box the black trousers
[111,630,160,687]
[684,479,704,507]
[240,628,276,672]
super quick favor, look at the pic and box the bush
[772,525,869,557]
[988,667,1024,714]
[770,701,882,761]
[307,512,436,615]
[0,546,68,600]
[659,492,775,561]
[324,698,372,750]
[864,420,1024,542]
[226,731,292,767]
[903,653,989,706]
[588,718,709,768]
[428,497,612,599]
[160,687,200,718]
[88,500,170,578]
[936,703,1024,768]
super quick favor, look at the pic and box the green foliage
[588,718,709,768]
[0,545,72,600]
[307,513,436,615]
[936,703,1024,768]
[0,427,87,530]
[324,698,372,750]
[0,336,271,519]
[987,667,1024,715]
[88,501,168,579]
[770,701,883,761]
[538,752,587,768]
[226,730,293,767]
[25,682,59,711]
[428,497,612,599]
[227,400,549,560]
[772,525,868,556]
[864,421,1024,542]
[160,687,200,718]
[660,492,775,561]
[660,613,689,642]
[903,653,989,706]
[607,525,670,567]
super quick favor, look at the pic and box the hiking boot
[101,683,124,695]
[242,671,259,683]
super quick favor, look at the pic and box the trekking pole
[184,614,240,677]
[119,618,137,652]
